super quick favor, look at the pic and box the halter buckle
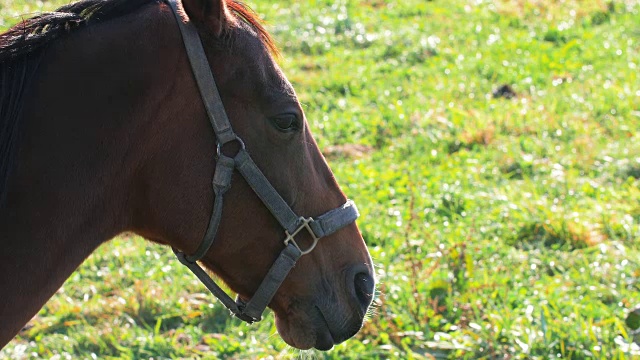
[216,137,245,159]
[283,217,320,255]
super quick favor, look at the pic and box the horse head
[137,0,375,350]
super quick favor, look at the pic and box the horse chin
[273,306,336,351]
[274,310,318,350]
[273,301,363,351]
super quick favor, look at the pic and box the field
[2,0,640,358]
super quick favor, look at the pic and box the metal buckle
[283,217,320,255]
[216,137,245,159]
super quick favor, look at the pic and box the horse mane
[0,0,277,206]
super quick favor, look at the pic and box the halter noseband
[165,0,360,324]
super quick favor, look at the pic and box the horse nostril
[353,272,374,310]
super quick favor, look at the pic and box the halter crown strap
[165,0,360,324]
[165,0,236,145]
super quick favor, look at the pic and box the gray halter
[165,0,360,324]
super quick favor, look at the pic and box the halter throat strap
[164,0,359,324]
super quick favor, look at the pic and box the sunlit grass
[2,0,640,358]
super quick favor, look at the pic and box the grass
[2,0,640,358]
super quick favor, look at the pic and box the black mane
[0,0,276,207]
[0,0,157,63]
[0,0,157,206]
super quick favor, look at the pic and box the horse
[0,0,375,351]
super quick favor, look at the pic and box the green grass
[2,0,640,358]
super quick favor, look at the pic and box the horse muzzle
[273,261,375,350]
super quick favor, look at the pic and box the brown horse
[0,0,374,351]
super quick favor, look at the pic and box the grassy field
[2,0,640,358]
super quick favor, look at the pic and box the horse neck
[0,3,184,346]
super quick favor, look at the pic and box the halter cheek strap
[165,0,360,324]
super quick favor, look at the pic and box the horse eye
[270,114,299,132]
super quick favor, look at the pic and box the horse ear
[182,0,228,37]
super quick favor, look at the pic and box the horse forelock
[225,1,280,58]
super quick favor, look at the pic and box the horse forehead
[267,64,296,100]
[238,57,297,103]
[232,36,296,102]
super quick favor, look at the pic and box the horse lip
[314,305,336,350]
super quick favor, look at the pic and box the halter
[165,0,360,324]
